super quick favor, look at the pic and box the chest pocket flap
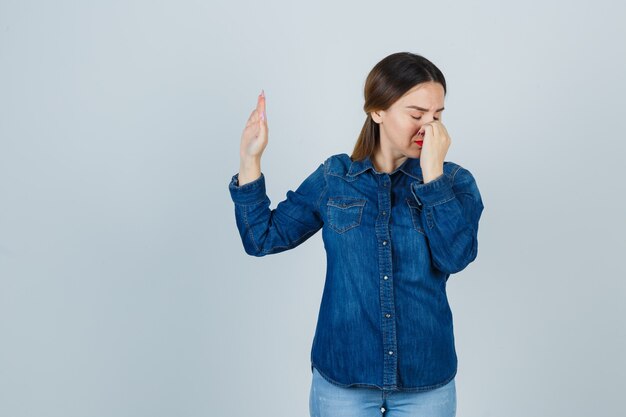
[327,196,366,234]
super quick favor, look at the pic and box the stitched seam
[234,196,268,206]
[405,199,425,235]
[275,210,319,229]
[451,164,462,183]
[316,161,329,214]
[261,227,317,254]
[328,171,359,181]
[242,204,261,254]
[327,197,366,208]
[327,203,365,233]
[427,194,456,207]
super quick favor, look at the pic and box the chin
[407,148,421,158]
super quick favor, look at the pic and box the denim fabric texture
[228,153,484,392]
[309,366,456,417]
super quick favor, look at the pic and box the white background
[1,0,624,416]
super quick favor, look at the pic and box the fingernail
[261,111,265,120]
[261,89,265,97]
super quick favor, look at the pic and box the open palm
[240,90,268,160]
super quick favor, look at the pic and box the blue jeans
[309,367,456,417]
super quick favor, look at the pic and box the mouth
[413,131,424,147]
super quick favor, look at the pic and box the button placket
[376,173,398,389]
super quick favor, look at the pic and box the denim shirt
[228,153,484,392]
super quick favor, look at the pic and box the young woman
[228,52,484,417]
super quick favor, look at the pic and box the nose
[421,114,436,124]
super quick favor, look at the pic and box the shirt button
[383,275,388,280]
[382,211,386,216]
[385,313,391,318]
[382,241,387,245]
[388,351,394,355]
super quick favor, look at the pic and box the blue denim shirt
[228,153,484,392]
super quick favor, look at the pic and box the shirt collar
[347,154,423,181]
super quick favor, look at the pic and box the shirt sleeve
[228,161,327,256]
[409,166,485,274]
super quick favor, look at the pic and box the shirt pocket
[326,196,367,234]
[405,197,426,236]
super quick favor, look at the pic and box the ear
[371,110,383,124]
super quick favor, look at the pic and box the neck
[372,145,408,174]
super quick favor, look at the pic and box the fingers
[419,121,441,136]
[246,90,266,127]
[437,121,449,136]
[418,123,432,136]
[258,89,266,122]
[428,121,449,139]
[246,108,258,127]
[420,121,450,146]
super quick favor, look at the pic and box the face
[371,81,445,159]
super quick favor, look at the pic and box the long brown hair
[351,52,447,161]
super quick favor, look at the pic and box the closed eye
[412,116,440,121]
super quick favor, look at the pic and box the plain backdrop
[1,1,625,416]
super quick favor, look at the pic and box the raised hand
[237,90,268,186]
[240,89,268,161]
[418,120,450,183]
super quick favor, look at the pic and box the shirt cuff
[410,173,455,207]
[228,172,267,205]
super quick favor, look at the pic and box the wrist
[238,157,262,186]
[422,168,444,184]
[240,154,261,166]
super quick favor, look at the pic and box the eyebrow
[405,105,445,112]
